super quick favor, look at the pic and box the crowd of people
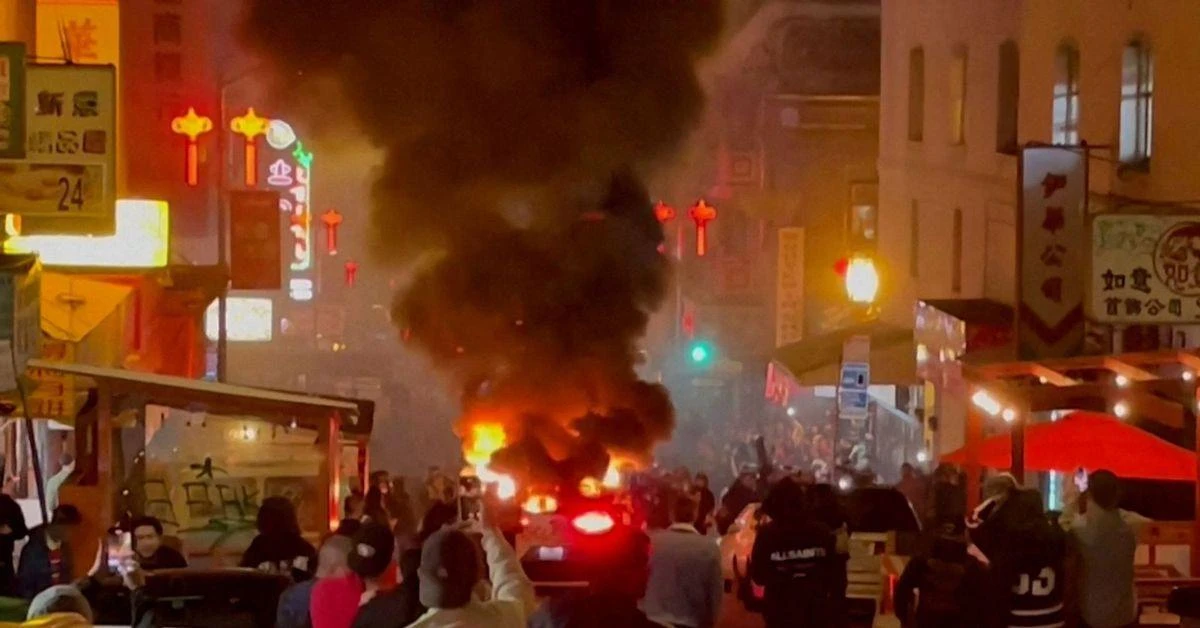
[0,459,1151,628]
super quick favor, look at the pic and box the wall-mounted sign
[0,64,115,219]
[205,297,273,343]
[229,190,281,290]
[1089,214,1200,323]
[0,43,26,159]
[1018,147,1086,359]
[6,199,168,267]
[776,227,804,347]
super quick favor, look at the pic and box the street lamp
[844,256,879,304]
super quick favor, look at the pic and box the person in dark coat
[0,492,27,597]
[239,497,317,582]
[354,501,458,628]
[895,520,990,628]
[690,473,716,535]
[749,478,840,628]
[128,516,187,571]
[18,505,81,599]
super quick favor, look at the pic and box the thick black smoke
[241,1,723,478]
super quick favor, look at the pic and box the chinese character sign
[776,227,805,347]
[1089,214,1200,323]
[0,43,26,159]
[1019,147,1086,359]
[229,191,282,290]
[35,0,120,66]
[0,64,115,219]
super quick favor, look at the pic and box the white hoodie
[406,528,536,628]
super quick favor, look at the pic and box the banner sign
[0,64,115,219]
[776,227,804,347]
[230,190,282,290]
[1018,147,1086,359]
[0,43,26,159]
[1089,214,1200,323]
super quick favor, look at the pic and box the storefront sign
[229,190,282,290]
[35,0,120,66]
[0,64,115,218]
[776,227,804,347]
[1018,147,1086,359]
[1089,214,1200,323]
[0,43,26,159]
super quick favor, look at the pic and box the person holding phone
[128,517,186,571]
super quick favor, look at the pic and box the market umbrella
[941,410,1196,482]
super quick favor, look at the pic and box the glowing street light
[844,256,880,304]
[1113,401,1130,419]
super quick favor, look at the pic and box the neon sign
[261,120,314,300]
[321,209,342,256]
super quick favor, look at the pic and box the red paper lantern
[688,199,717,257]
[833,257,850,276]
[321,209,343,255]
[653,201,676,223]
[344,260,359,287]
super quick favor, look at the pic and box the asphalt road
[717,593,901,627]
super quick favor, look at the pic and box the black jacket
[895,530,991,627]
[239,533,317,582]
[749,518,839,628]
[137,546,188,571]
[17,527,71,599]
[352,548,424,628]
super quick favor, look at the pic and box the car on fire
[719,486,920,627]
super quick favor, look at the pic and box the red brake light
[572,511,615,535]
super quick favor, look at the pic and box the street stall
[953,348,1200,598]
[27,360,373,572]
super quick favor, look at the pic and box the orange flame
[465,423,506,467]
[522,493,559,515]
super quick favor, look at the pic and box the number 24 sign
[0,162,102,216]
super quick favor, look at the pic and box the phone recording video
[106,530,132,573]
[458,476,483,523]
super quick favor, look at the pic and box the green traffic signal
[688,341,714,365]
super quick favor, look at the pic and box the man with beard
[748,478,840,628]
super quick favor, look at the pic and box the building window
[154,52,181,82]
[909,200,920,278]
[848,182,878,250]
[952,208,963,293]
[153,13,182,45]
[949,47,967,145]
[1052,42,1080,145]
[1119,40,1153,167]
[908,47,925,141]
[996,40,1019,154]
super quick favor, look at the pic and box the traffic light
[687,340,715,367]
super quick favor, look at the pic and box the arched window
[996,40,1019,153]
[1119,39,1153,166]
[908,47,925,141]
[1052,42,1080,144]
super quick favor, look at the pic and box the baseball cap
[418,528,481,609]
[348,522,394,579]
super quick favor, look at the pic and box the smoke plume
[241,1,723,483]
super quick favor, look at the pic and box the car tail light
[572,511,615,535]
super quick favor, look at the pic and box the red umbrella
[942,410,1196,482]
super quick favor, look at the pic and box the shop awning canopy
[40,273,132,343]
[24,359,374,439]
[772,322,915,386]
[942,410,1196,482]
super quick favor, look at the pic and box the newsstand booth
[32,360,373,573]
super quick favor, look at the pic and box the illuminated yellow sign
[36,0,119,66]
[5,199,169,268]
[205,297,274,343]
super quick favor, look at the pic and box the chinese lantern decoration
[688,199,717,257]
[653,201,676,223]
[170,107,213,187]
[344,260,359,287]
[321,209,343,255]
[230,108,270,187]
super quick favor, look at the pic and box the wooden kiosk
[28,359,373,573]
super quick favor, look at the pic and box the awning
[941,411,1196,482]
[40,272,132,343]
[23,359,374,438]
[771,322,916,386]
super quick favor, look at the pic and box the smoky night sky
[241,1,723,482]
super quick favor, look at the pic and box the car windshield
[839,487,920,533]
